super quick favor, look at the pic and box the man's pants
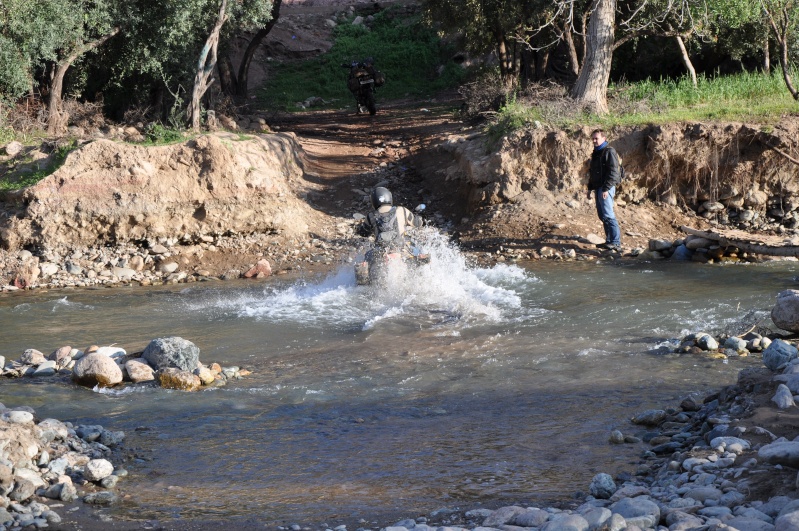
[594,186,621,245]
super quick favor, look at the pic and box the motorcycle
[342,59,385,116]
[354,204,428,286]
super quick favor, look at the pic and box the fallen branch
[680,225,799,257]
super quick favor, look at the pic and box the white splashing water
[189,229,538,329]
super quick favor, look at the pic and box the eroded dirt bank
[2,102,799,290]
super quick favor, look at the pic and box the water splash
[187,229,537,330]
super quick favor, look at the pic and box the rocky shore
[0,404,126,530]
[356,335,799,531]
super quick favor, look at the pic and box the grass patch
[258,7,467,111]
[491,70,799,136]
[0,140,76,191]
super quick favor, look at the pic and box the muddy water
[0,235,793,526]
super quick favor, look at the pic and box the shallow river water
[0,234,795,527]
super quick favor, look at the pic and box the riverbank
[9,337,799,531]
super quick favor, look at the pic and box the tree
[0,0,122,132]
[760,0,799,99]
[187,0,273,130]
[571,0,616,113]
[219,0,283,100]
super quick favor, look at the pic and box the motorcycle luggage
[374,71,386,87]
[347,77,361,92]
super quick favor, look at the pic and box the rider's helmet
[370,187,392,209]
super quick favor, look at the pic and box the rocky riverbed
[343,337,799,531]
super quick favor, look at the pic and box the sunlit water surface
[1,233,794,526]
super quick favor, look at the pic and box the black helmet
[370,187,392,209]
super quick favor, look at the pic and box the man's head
[370,187,393,209]
[591,129,607,147]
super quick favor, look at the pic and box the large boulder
[763,339,798,372]
[72,352,123,387]
[759,441,799,468]
[142,337,200,371]
[772,290,799,332]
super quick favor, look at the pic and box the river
[0,233,792,527]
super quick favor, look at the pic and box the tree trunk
[762,0,799,100]
[218,54,238,96]
[47,27,120,135]
[562,22,580,78]
[763,34,770,73]
[675,35,697,87]
[236,0,282,100]
[496,33,516,86]
[189,0,229,131]
[571,0,616,114]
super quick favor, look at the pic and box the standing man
[587,129,622,251]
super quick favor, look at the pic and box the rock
[3,140,23,156]
[759,441,799,467]
[586,233,606,245]
[112,267,136,280]
[194,366,215,385]
[157,367,202,391]
[483,506,527,526]
[685,236,714,250]
[32,360,57,376]
[649,239,672,252]
[95,345,126,359]
[49,345,72,364]
[150,244,169,254]
[776,511,799,531]
[724,336,748,351]
[2,410,34,424]
[609,430,625,444]
[129,255,145,271]
[9,478,35,501]
[125,358,155,382]
[83,491,118,505]
[40,262,59,277]
[39,418,69,441]
[83,459,114,481]
[158,261,179,274]
[763,339,798,371]
[65,261,82,275]
[631,409,666,426]
[511,508,550,527]
[143,336,200,371]
[772,290,799,332]
[696,334,719,350]
[20,348,46,365]
[724,517,775,531]
[589,473,616,499]
[609,497,660,528]
[683,486,723,502]
[541,513,589,531]
[72,352,124,387]
[773,384,796,409]
[244,259,272,278]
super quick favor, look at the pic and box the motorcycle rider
[360,187,423,251]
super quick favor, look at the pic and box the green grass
[258,7,467,111]
[0,141,76,191]
[491,70,799,137]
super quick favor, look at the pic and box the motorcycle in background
[342,58,385,115]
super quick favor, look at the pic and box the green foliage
[144,122,184,144]
[0,140,76,191]
[486,98,542,146]
[487,71,798,139]
[258,8,466,110]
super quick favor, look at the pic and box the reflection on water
[0,242,795,525]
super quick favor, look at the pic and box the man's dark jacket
[588,145,621,192]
